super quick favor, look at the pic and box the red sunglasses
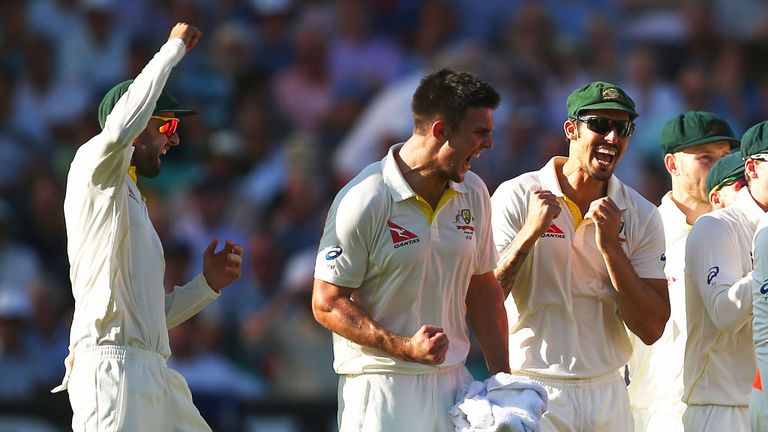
[151,115,179,137]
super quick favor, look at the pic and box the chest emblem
[541,223,565,239]
[387,221,420,248]
[454,208,475,239]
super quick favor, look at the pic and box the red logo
[542,223,565,238]
[387,221,420,248]
[545,224,564,234]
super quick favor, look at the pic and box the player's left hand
[202,238,243,293]
[587,197,623,252]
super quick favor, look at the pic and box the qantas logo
[387,221,420,248]
[541,223,565,239]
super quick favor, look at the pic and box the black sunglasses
[571,115,635,138]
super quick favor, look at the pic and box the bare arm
[494,190,561,296]
[592,198,669,344]
[312,278,449,364]
[466,271,510,374]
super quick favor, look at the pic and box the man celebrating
[628,111,737,431]
[312,68,509,431]
[491,81,669,431]
[55,24,243,431]
[683,122,768,431]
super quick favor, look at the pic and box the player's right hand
[523,189,562,238]
[169,22,202,50]
[406,325,449,364]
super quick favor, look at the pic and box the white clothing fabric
[749,212,768,428]
[491,157,666,379]
[450,372,547,432]
[512,371,632,432]
[68,345,209,432]
[628,191,688,431]
[314,144,498,375]
[338,365,473,432]
[682,404,748,432]
[683,187,759,408]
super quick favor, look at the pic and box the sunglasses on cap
[570,115,635,139]
[150,115,179,137]
[712,174,746,192]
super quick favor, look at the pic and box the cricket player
[628,111,737,432]
[53,24,244,431]
[682,121,768,431]
[491,81,669,431]
[312,68,510,431]
[707,150,747,210]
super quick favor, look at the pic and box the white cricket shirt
[683,187,760,406]
[314,144,498,375]
[491,157,666,378]
[55,39,218,391]
[752,213,768,395]
[628,192,689,417]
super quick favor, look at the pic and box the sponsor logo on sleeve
[760,279,768,296]
[323,246,343,260]
[707,266,719,285]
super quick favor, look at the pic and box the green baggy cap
[566,81,639,120]
[741,120,768,159]
[706,150,745,193]
[660,111,739,154]
[98,79,197,129]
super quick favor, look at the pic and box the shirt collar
[381,143,467,203]
[539,156,628,211]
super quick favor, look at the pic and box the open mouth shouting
[593,145,618,168]
[464,151,482,171]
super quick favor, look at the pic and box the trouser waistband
[75,345,167,367]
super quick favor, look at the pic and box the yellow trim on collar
[414,188,459,224]
[563,195,584,227]
[127,166,138,184]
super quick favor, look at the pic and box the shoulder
[622,184,660,216]
[689,209,733,242]
[333,161,390,214]
[492,170,540,200]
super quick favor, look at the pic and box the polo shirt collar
[539,156,628,211]
[381,143,467,203]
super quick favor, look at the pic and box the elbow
[639,309,669,345]
[639,325,664,345]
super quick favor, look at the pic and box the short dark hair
[411,68,500,134]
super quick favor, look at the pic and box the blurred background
[1,0,768,430]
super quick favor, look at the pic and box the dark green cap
[566,81,639,120]
[659,111,739,154]
[741,120,768,158]
[706,150,745,193]
[98,79,197,129]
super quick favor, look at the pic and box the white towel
[449,372,548,432]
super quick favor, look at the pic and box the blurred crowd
[2,0,768,426]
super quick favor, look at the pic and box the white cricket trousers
[682,405,748,431]
[68,345,211,432]
[515,371,633,432]
[337,364,473,432]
